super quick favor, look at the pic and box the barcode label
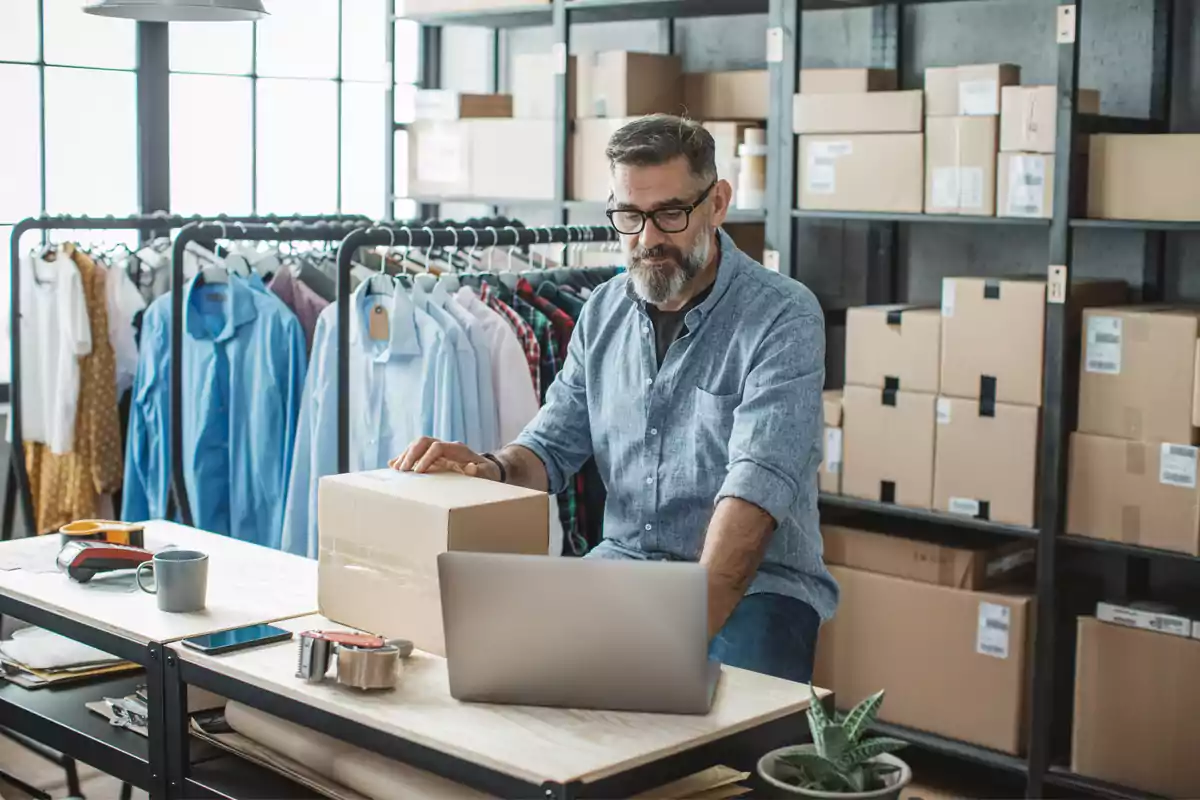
[941,279,956,318]
[936,398,952,425]
[959,79,999,115]
[1084,315,1122,375]
[977,602,1011,659]
[1007,156,1047,218]
[823,429,843,475]
[1160,443,1198,488]
[806,142,851,194]
[959,167,984,210]
[948,497,980,517]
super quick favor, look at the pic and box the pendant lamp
[83,0,268,21]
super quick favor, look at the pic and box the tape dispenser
[295,631,413,691]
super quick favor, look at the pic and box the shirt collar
[184,273,258,343]
[625,229,739,327]
[349,280,422,359]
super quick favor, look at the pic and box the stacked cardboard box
[1068,306,1200,555]
[841,305,940,508]
[936,278,1125,526]
[816,526,1036,754]
[570,51,681,202]
[996,86,1099,219]
[793,68,923,213]
[1071,617,1200,796]
[923,64,1018,216]
[820,391,843,494]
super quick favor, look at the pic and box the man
[393,114,837,682]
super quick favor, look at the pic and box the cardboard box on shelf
[1071,617,1200,798]
[814,566,1034,755]
[821,390,844,495]
[415,90,512,121]
[933,396,1041,527]
[841,384,936,509]
[318,470,549,656]
[408,119,557,200]
[821,525,1035,590]
[1088,134,1200,221]
[799,68,897,95]
[1000,85,1100,153]
[513,52,576,119]
[797,133,924,214]
[1078,306,1200,444]
[683,70,769,120]
[997,152,1054,219]
[1067,432,1200,556]
[792,91,923,135]
[925,64,1020,117]
[570,117,630,202]
[400,0,548,13]
[940,277,1127,407]
[924,116,998,216]
[576,51,682,119]
[845,305,941,394]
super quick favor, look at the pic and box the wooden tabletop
[0,522,318,646]
[171,614,826,787]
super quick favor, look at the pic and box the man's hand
[390,437,501,481]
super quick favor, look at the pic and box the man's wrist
[480,453,507,483]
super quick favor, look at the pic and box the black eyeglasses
[606,179,718,235]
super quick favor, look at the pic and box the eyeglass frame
[605,178,719,236]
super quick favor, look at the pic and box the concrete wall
[435,0,1200,306]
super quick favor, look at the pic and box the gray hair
[605,114,717,182]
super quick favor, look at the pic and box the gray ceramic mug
[136,550,209,612]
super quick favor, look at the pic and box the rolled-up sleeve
[716,310,825,525]
[512,304,594,494]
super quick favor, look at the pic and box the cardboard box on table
[924,63,1020,117]
[1071,617,1200,798]
[684,70,769,120]
[845,305,941,394]
[1077,306,1200,444]
[924,116,998,216]
[1067,432,1200,556]
[814,565,1034,755]
[821,525,1035,590]
[1088,134,1200,221]
[821,390,843,494]
[841,384,936,509]
[792,91,923,135]
[575,51,681,119]
[933,396,1041,527]
[799,68,897,95]
[797,133,924,213]
[318,470,549,656]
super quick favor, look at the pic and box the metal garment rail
[332,224,618,474]
[2,213,366,541]
[167,220,371,527]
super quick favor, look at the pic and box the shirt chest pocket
[693,386,740,447]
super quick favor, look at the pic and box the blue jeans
[709,593,821,683]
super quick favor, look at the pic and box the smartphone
[181,624,293,655]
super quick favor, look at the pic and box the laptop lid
[438,552,718,714]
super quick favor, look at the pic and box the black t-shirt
[646,282,714,367]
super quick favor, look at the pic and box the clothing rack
[332,223,620,475]
[2,213,369,541]
[167,219,373,526]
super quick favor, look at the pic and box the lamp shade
[83,0,268,21]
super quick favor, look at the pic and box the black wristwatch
[480,453,507,483]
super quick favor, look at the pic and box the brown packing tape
[1124,406,1144,440]
[1125,441,1146,476]
[1121,505,1141,544]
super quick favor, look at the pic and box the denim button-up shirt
[514,231,838,619]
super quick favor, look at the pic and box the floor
[0,735,145,800]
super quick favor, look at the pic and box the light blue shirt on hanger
[281,281,463,558]
[121,273,307,549]
[411,281,482,451]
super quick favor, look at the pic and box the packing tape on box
[1121,505,1141,543]
[1124,406,1144,440]
[1125,441,1146,476]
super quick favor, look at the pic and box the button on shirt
[513,230,838,620]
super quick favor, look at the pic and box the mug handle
[136,561,157,594]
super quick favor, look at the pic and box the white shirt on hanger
[18,249,92,454]
[105,256,147,397]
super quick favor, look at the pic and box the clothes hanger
[436,228,462,294]
[198,223,231,285]
[365,226,395,297]
[412,227,440,294]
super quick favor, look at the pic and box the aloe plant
[777,689,908,793]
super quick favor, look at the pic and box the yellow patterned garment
[25,245,124,533]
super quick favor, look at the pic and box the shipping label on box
[925,64,1020,117]
[1096,601,1194,639]
[998,153,1054,219]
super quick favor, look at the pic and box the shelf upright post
[418,23,443,222]
[1026,3,1082,796]
[554,0,571,229]
[764,0,800,277]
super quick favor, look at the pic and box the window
[393,18,420,220]
[0,65,41,222]
[170,74,254,215]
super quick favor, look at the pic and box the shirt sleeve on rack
[268,314,308,550]
[121,305,170,523]
[716,311,825,526]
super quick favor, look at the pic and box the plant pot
[757,746,911,799]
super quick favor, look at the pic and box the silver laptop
[438,552,722,714]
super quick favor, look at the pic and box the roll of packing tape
[336,646,401,691]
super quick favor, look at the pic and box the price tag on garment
[369,305,390,342]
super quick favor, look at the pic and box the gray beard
[629,229,712,305]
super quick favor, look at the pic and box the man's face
[610,157,726,305]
